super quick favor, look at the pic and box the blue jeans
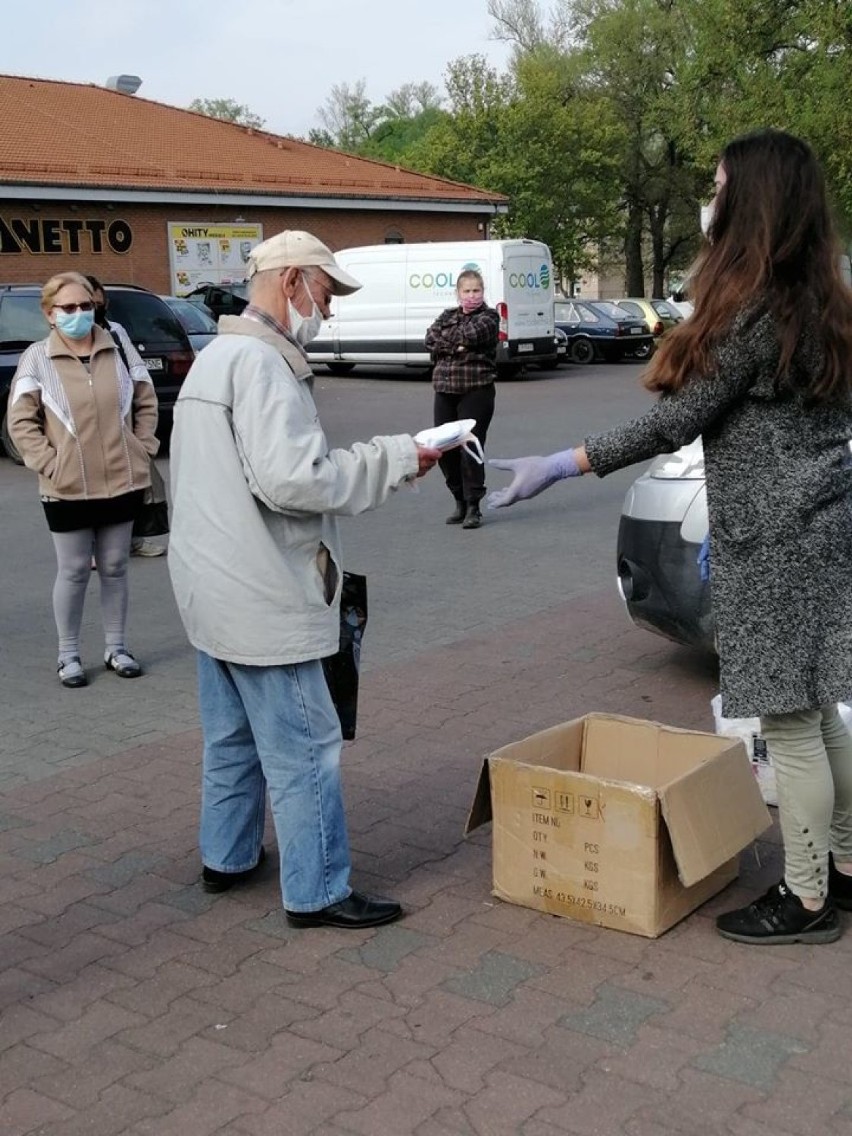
[196,651,352,912]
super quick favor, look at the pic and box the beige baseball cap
[245,230,361,294]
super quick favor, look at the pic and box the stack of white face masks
[414,418,484,464]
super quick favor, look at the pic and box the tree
[359,108,449,164]
[675,0,852,234]
[384,82,443,119]
[188,97,265,129]
[410,52,622,285]
[313,79,384,151]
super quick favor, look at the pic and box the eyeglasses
[52,302,94,314]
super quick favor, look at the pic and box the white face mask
[700,200,716,239]
[288,273,324,345]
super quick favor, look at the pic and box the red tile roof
[0,74,506,206]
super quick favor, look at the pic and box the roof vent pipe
[105,75,142,95]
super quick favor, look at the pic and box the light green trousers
[761,704,852,900]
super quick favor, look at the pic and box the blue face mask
[54,308,95,339]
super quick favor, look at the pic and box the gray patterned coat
[585,308,852,718]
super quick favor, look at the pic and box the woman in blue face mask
[7,272,160,687]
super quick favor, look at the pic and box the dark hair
[85,274,109,327]
[646,128,852,402]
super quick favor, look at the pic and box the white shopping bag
[710,694,776,806]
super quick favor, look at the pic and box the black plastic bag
[133,459,169,538]
[323,572,367,740]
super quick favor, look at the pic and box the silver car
[616,439,714,651]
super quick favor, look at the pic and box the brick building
[0,75,508,295]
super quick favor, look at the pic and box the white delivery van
[307,239,555,375]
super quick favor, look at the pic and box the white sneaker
[131,539,166,557]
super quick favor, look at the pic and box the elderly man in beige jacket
[168,230,439,929]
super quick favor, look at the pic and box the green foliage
[358,108,450,164]
[188,97,265,129]
[306,0,852,285]
[678,0,852,234]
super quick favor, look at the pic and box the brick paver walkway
[2,592,850,1136]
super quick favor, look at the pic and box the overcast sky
[3,0,513,138]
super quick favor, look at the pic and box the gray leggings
[761,704,852,900]
[51,522,134,660]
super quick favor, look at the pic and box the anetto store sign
[0,216,133,255]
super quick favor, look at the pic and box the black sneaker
[829,852,852,911]
[202,847,266,893]
[716,880,841,945]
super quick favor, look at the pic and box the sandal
[104,649,142,678]
[58,656,87,688]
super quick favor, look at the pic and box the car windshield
[0,294,48,346]
[165,299,217,334]
[106,290,188,347]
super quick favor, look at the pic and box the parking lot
[3,360,848,1136]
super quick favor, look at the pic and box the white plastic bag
[710,694,777,806]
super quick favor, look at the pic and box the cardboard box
[465,713,772,938]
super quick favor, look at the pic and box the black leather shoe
[202,847,266,893]
[285,890,402,929]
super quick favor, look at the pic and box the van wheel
[1,412,24,465]
[570,338,595,365]
[327,362,356,376]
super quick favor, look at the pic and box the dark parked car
[534,327,569,370]
[554,299,654,364]
[160,295,219,354]
[0,283,194,463]
[183,281,248,320]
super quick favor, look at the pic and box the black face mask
[94,303,108,326]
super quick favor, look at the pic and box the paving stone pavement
[2,365,851,1135]
[3,585,852,1136]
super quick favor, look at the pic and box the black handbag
[323,572,367,740]
[133,457,169,537]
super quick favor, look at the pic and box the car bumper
[598,336,654,360]
[616,515,715,651]
[497,337,556,364]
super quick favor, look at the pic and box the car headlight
[648,438,705,480]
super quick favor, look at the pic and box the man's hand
[486,449,583,508]
[415,444,442,478]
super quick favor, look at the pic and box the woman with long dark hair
[487,128,852,945]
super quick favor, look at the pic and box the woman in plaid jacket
[425,269,499,529]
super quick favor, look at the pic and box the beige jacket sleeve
[7,347,58,478]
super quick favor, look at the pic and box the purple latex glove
[486,449,581,509]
